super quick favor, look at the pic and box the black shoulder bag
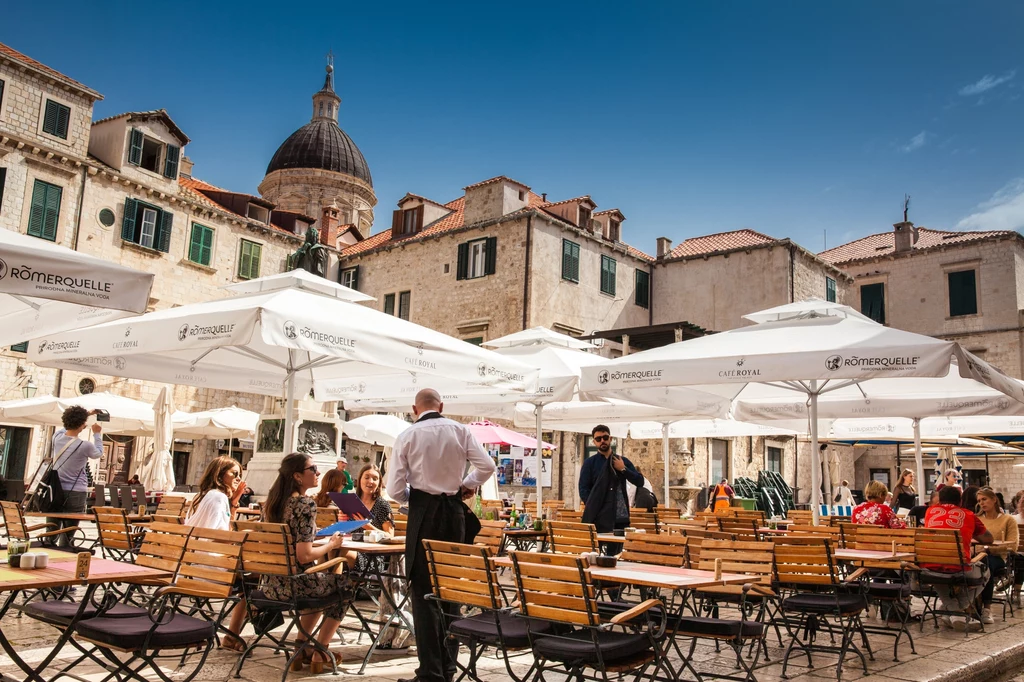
[37,440,83,513]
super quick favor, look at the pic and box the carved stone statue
[288,225,328,277]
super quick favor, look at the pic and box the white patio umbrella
[580,299,1024,522]
[342,414,410,447]
[0,227,154,345]
[28,272,538,452]
[172,406,259,458]
[139,385,175,493]
[0,391,156,435]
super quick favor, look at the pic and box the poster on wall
[521,451,537,487]
[540,452,552,487]
[497,458,512,485]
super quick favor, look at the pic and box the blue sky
[5,2,1022,254]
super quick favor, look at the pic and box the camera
[93,409,111,422]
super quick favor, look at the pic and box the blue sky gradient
[5,1,1022,254]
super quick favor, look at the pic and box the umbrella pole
[913,418,925,500]
[228,432,233,459]
[284,352,296,457]
[662,422,671,509]
[536,405,543,518]
[809,383,820,526]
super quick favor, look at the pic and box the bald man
[387,389,495,682]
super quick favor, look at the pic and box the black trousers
[47,491,86,548]
[406,489,466,682]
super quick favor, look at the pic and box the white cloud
[899,131,928,153]
[959,70,1016,96]
[956,179,1024,231]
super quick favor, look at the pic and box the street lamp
[22,376,37,399]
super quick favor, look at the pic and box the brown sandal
[221,635,246,652]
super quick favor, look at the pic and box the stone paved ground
[4,595,1024,682]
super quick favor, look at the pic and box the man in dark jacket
[579,425,644,535]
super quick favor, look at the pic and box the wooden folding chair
[474,519,507,557]
[912,527,988,636]
[555,509,584,522]
[786,510,814,525]
[315,506,340,529]
[1,500,82,547]
[677,528,735,568]
[717,517,760,542]
[93,506,145,561]
[547,520,597,554]
[620,532,688,568]
[629,509,659,534]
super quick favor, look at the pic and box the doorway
[711,439,729,483]
[99,435,135,484]
[0,426,32,501]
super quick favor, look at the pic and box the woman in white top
[833,480,854,507]
[185,456,247,650]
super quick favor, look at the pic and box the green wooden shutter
[562,239,581,282]
[200,224,213,265]
[10,342,28,354]
[635,270,650,308]
[43,101,58,136]
[484,236,497,276]
[157,209,173,253]
[250,242,262,278]
[0,168,6,209]
[27,181,46,238]
[163,144,180,179]
[28,180,60,241]
[121,198,139,242]
[41,183,61,241]
[189,224,212,265]
[456,242,469,280]
[384,293,395,315]
[55,103,70,139]
[948,270,977,317]
[601,256,616,296]
[238,241,251,278]
[239,240,261,279]
[128,128,143,166]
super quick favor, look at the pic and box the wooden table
[0,556,172,682]
[757,527,790,535]
[589,561,751,590]
[502,528,546,553]
[24,511,147,522]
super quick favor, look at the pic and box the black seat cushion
[673,616,765,638]
[249,589,335,612]
[865,582,912,600]
[782,593,867,615]
[919,569,986,587]
[74,613,215,650]
[24,601,146,626]
[450,613,552,648]
[533,630,650,665]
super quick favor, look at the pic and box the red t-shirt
[922,503,986,571]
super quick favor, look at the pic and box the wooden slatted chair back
[655,507,682,525]
[661,520,705,535]
[479,500,504,520]
[115,485,134,510]
[1,501,30,540]
[829,515,851,527]
[176,527,247,599]
[620,532,688,567]
[732,509,766,523]
[555,510,584,522]
[152,514,184,525]
[772,536,837,589]
[914,527,967,568]
[94,506,137,556]
[543,500,566,515]
[156,495,188,518]
[845,524,916,569]
[787,524,842,545]
[475,519,506,556]
[135,521,191,575]
[786,510,814,525]
[509,550,599,626]
[233,521,300,578]
[316,507,340,530]
[628,509,659,533]
[547,520,598,554]
[424,540,503,610]
[698,539,775,591]
[717,517,759,541]
[1018,525,1024,553]
[679,528,735,567]
[394,513,408,535]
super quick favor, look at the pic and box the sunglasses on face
[304,465,319,474]
[593,435,611,442]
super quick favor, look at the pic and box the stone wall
[0,59,96,159]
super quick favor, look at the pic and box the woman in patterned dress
[262,453,357,672]
[852,480,906,529]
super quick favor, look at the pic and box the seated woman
[852,481,906,529]
[262,453,357,672]
[313,469,347,509]
[184,456,248,651]
[975,487,1019,624]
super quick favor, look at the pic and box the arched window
[327,104,333,118]
[319,102,324,117]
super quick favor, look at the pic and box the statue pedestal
[245,400,342,498]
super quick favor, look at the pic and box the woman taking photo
[263,453,357,672]
[185,456,248,651]
[975,487,1019,624]
[891,469,917,510]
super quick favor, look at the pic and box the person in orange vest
[711,478,735,512]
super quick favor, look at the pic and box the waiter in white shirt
[388,388,495,682]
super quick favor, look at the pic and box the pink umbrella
[469,421,556,449]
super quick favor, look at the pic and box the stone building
[821,222,1024,501]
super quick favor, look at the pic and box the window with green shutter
[384,293,395,315]
[634,269,650,308]
[948,270,978,317]
[121,197,173,253]
[562,239,580,283]
[0,168,6,211]
[238,240,262,280]
[600,255,617,296]
[128,128,144,166]
[398,291,411,320]
[188,223,214,266]
[42,100,70,139]
[28,180,62,242]
[826,277,837,303]
[10,342,28,354]
[164,145,180,179]
[860,283,885,324]
[457,237,497,280]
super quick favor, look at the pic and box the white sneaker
[967,618,983,632]
[950,616,967,631]
[939,615,953,628]
[981,608,995,624]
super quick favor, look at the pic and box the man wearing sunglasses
[579,424,644,540]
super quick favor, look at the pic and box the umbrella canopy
[342,414,410,447]
[626,418,800,440]
[172,406,259,439]
[469,420,555,449]
[482,326,596,350]
[0,392,156,435]
[580,300,1024,516]
[29,272,539,449]
[0,228,154,345]
[139,385,175,493]
[220,268,373,302]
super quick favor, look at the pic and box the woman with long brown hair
[314,469,347,508]
[891,468,917,510]
[976,487,1018,624]
[262,453,357,672]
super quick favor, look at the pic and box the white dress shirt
[387,411,496,504]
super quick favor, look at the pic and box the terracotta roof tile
[0,42,101,99]
[626,245,654,262]
[543,195,594,208]
[818,227,1019,264]
[178,176,296,237]
[92,110,190,145]
[667,229,777,259]
[463,175,531,191]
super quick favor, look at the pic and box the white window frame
[139,208,158,249]
[468,239,487,279]
[139,136,165,174]
[340,267,357,289]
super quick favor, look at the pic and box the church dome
[265,63,372,187]
[266,120,372,186]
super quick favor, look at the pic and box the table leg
[356,556,414,675]
[0,584,98,682]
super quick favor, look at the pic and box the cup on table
[34,554,48,569]
[351,531,364,542]
[18,553,36,569]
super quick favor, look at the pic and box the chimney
[892,221,918,254]
[179,156,194,178]
[541,193,547,202]
[656,237,673,259]
[320,202,341,247]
